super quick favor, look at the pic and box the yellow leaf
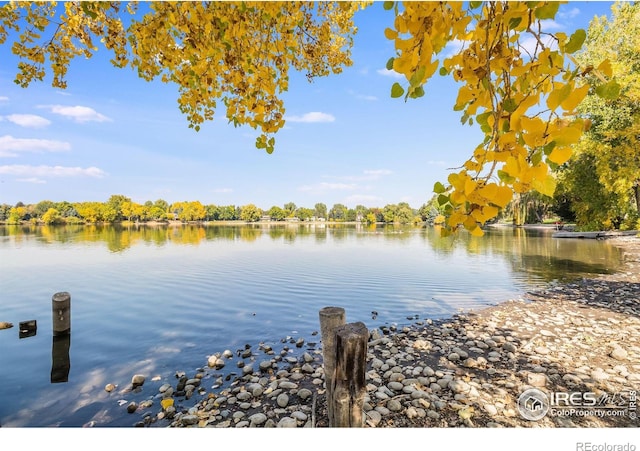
[532,174,557,197]
[161,398,174,410]
[464,177,477,196]
[493,186,513,208]
[548,146,573,165]
[560,84,589,112]
[469,225,484,237]
[552,125,582,146]
[483,205,499,220]
[597,59,612,78]
[546,82,571,111]
[384,27,397,40]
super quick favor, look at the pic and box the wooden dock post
[319,306,345,426]
[331,321,368,427]
[52,292,71,336]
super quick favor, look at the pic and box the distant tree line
[0,195,441,226]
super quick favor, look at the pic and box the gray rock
[277,393,289,408]
[448,379,470,394]
[277,417,297,428]
[448,352,461,362]
[387,399,403,412]
[249,413,268,426]
[291,411,308,421]
[181,415,199,426]
[366,410,382,426]
[131,374,145,387]
[298,388,312,400]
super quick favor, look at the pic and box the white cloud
[0,165,107,178]
[558,7,580,19]
[214,188,233,193]
[17,177,47,184]
[0,96,8,102]
[286,112,335,123]
[347,89,378,101]
[376,68,404,79]
[443,39,468,58]
[299,182,357,192]
[4,114,51,128]
[518,34,558,57]
[0,135,71,157]
[41,104,111,123]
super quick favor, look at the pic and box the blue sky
[0,1,615,210]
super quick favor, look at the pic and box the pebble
[150,237,640,430]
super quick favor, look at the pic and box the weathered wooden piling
[330,321,368,427]
[52,292,71,336]
[319,307,369,427]
[318,306,346,425]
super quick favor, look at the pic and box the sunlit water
[0,223,624,427]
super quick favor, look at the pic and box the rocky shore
[121,236,639,428]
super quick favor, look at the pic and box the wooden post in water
[331,321,368,427]
[52,292,71,336]
[51,292,71,383]
[318,306,345,426]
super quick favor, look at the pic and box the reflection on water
[51,334,71,384]
[0,223,625,427]
[0,223,624,283]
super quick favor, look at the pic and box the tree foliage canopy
[555,1,640,230]
[1,1,619,234]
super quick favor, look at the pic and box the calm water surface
[0,223,625,427]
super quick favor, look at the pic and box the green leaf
[503,98,518,113]
[535,2,559,20]
[437,194,450,206]
[386,57,394,71]
[595,80,621,100]
[531,150,543,166]
[564,29,586,54]
[409,66,426,87]
[508,17,522,30]
[383,1,394,10]
[409,85,425,99]
[439,67,449,76]
[469,1,483,9]
[434,181,446,194]
[476,111,491,126]
[542,141,556,156]
[497,170,515,183]
[391,82,404,98]
[81,3,98,19]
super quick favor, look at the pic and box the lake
[0,223,625,427]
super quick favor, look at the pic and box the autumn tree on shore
[553,2,640,230]
[1,1,618,234]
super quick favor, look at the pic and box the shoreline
[124,235,639,428]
